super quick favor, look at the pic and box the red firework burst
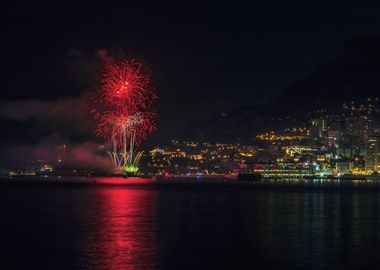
[99,59,157,110]
[94,58,157,155]
[95,109,157,147]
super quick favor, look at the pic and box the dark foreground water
[1,178,380,269]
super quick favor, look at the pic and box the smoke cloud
[97,49,114,65]
[2,136,112,170]
[0,92,95,139]
[0,47,128,170]
[0,93,107,168]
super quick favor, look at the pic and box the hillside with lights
[185,35,380,141]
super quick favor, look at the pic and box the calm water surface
[1,177,380,269]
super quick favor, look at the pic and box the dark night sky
[2,2,380,145]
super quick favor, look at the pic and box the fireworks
[94,59,157,174]
[99,60,157,110]
[96,110,156,147]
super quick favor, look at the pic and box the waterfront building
[365,136,380,172]
[335,161,352,175]
[344,115,373,147]
[327,129,340,147]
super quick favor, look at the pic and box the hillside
[184,35,380,141]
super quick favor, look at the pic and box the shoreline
[2,175,380,191]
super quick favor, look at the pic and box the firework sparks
[96,109,156,147]
[99,60,157,110]
[94,59,157,174]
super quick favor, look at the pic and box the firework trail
[94,59,157,173]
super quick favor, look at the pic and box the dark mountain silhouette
[184,35,380,141]
[268,35,380,116]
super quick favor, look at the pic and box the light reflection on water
[87,180,157,269]
[93,177,155,185]
[2,177,380,269]
[261,178,380,188]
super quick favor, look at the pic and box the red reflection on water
[94,177,154,185]
[90,180,157,269]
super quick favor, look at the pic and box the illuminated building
[256,128,309,141]
[253,162,315,178]
[163,150,186,158]
[327,130,340,147]
[335,161,352,175]
[188,154,203,160]
[344,115,373,146]
[283,146,318,157]
[311,118,327,139]
[365,136,380,172]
